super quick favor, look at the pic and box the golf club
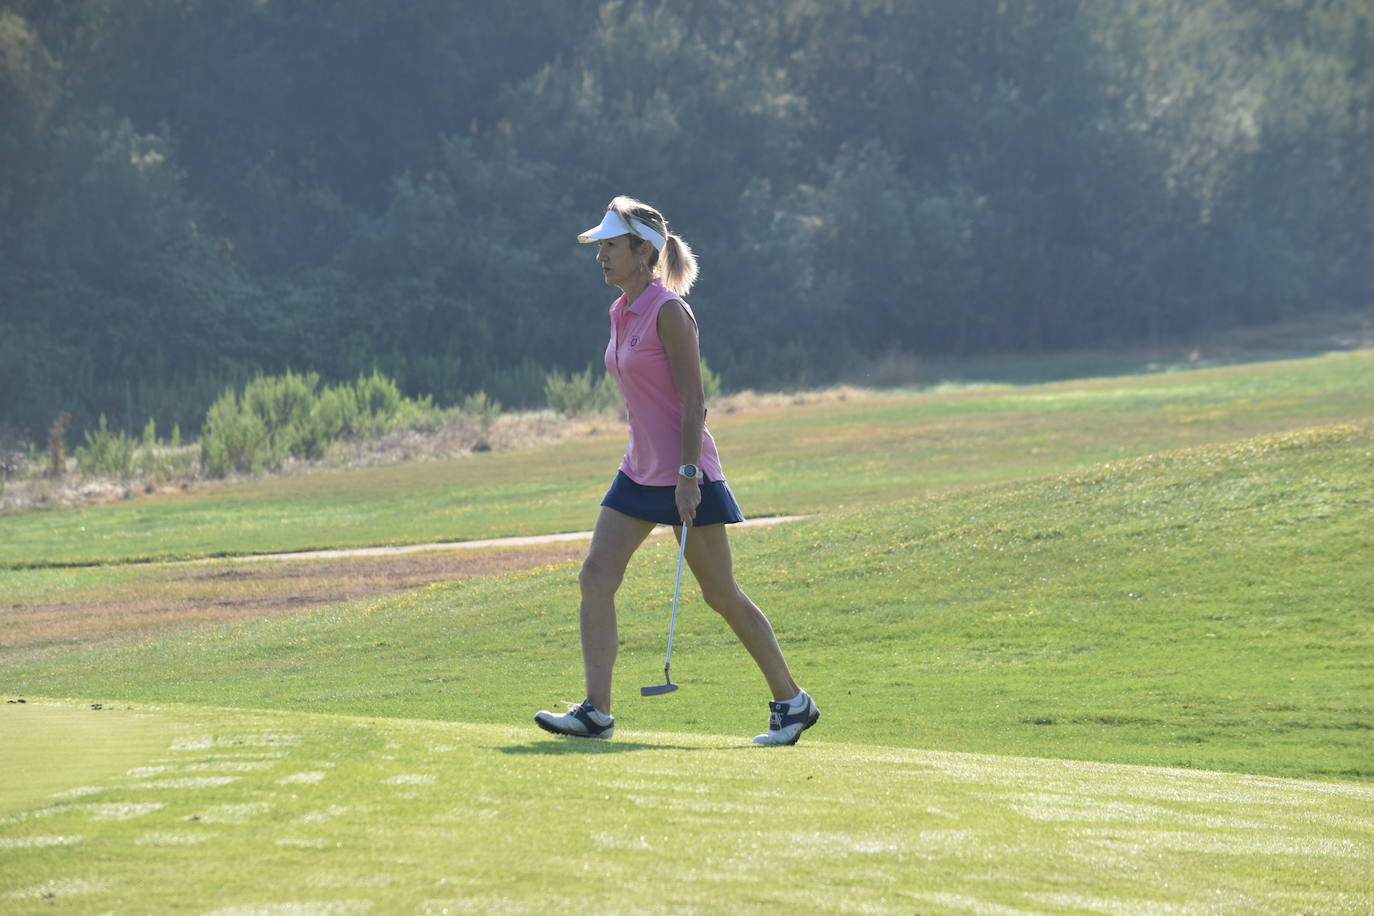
[641,522,688,696]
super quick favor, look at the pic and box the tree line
[1,0,1369,445]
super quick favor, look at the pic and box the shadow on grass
[491,739,736,755]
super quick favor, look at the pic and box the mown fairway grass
[3,702,1371,915]
[2,350,1371,568]
[3,353,1373,912]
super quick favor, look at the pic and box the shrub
[165,425,194,479]
[304,385,359,458]
[393,393,444,433]
[200,388,273,477]
[47,412,71,478]
[136,419,195,485]
[545,361,720,416]
[74,414,137,478]
[460,391,502,429]
[199,370,434,476]
[352,370,403,419]
[351,370,405,440]
[700,358,723,401]
[545,365,620,417]
[241,370,320,459]
[139,419,158,483]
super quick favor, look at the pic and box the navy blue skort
[600,470,745,527]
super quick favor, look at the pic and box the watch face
[681,464,699,479]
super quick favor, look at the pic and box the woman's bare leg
[579,507,656,713]
[681,523,800,701]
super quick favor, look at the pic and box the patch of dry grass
[2,543,586,653]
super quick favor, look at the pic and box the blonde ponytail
[661,233,698,295]
[605,195,699,295]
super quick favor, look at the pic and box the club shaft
[663,523,687,675]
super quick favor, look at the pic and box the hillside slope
[8,423,1371,782]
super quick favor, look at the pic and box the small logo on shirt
[628,336,640,349]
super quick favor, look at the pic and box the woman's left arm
[659,300,705,524]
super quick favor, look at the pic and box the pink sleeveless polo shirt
[604,278,724,486]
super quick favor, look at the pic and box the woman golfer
[535,196,819,746]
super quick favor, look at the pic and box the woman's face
[596,235,648,289]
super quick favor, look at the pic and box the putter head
[640,682,679,696]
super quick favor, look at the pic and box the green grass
[8,423,1372,783]
[2,351,1372,567]
[3,353,1373,911]
[0,564,152,609]
[2,702,1370,914]
[0,703,176,818]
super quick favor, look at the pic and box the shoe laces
[564,700,608,722]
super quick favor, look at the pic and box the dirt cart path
[221,514,809,562]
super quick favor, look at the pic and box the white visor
[578,209,666,252]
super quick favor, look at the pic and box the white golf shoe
[534,700,615,739]
[753,690,819,746]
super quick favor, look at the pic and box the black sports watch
[678,463,703,481]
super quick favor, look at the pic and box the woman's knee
[698,579,746,615]
[579,552,625,597]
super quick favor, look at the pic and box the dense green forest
[1,0,1370,443]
